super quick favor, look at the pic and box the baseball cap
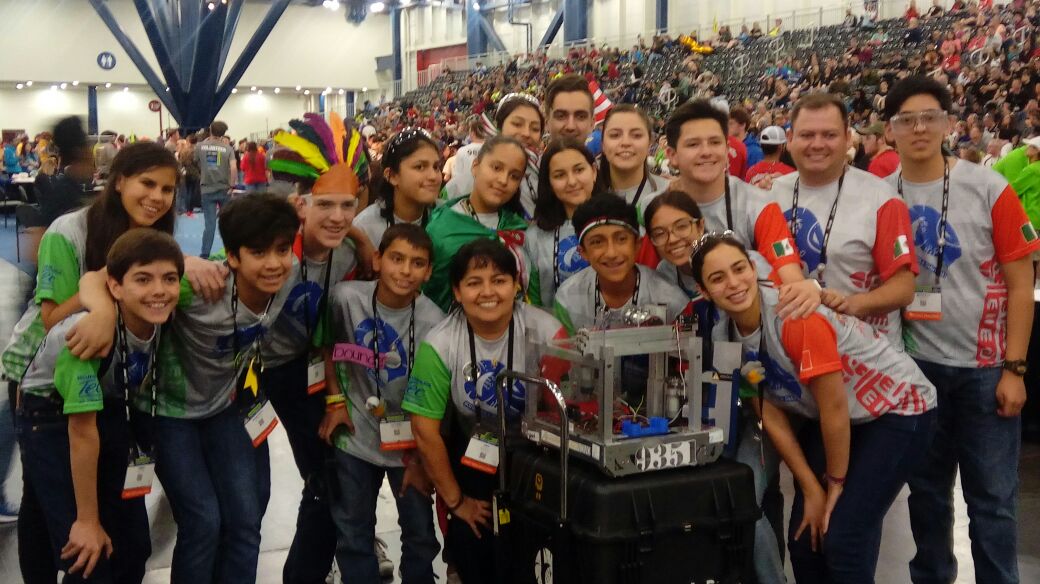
[1023,136,1040,149]
[759,126,787,145]
[856,121,886,137]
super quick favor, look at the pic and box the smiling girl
[596,105,668,209]
[424,136,534,311]
[525,138,599,306]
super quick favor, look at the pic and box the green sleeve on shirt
[53,348,104,414]
[527,264,543,307]
[402,341,451,420]
[553,300,576,337]
[35,231,81,305]
[177,275,196,308]
[1011,164,1040,228]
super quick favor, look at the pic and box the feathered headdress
[269,112,370,195]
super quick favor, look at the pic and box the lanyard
[723,176,734,230]
[675,265,697,298]
[300,250,334,339]
[467,316,514,424]
[789,170,846,281]
[464,198,500,230]
[594,269,641,318]
[386,205,430,229]
[369,284,416,401]
[230,276,274,370]
[630,171,651,206]
[115,308,159,418]
[897,158,950,285]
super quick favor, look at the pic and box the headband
[577,216,640,243]
[384,126,433,161]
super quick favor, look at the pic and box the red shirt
[868,149,901,178]
[727,136,748,178]
[241,152,267,185]
[745,160,795,186]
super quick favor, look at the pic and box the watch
[1003,359,1028,376]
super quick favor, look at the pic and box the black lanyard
[467,316,514,424]
[387,204,430,229]
[594,269,641,318]
[675,265,698,299]
[115,308,159,418]
[230,275,274,370]
[630,171,651,206]
[897,158,950,285]
[723,176,734,230]
[789,170,846,280]
[464,198,499,230]
[300,250,334,339]
[370,284,416,401]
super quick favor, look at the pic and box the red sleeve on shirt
[867,151,900,178]
[754,202,802,272]
[779,314,844,383]
[991,185,1040,263]
[635,234,661,269]
[728,136,747,178]
[872,198,919,281]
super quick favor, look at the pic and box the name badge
[122,456,156,499]
[904,287,942,321]
[244,399,279,447]
[307,355,326,395]
[461,432,500,474]
[379,414,417,451]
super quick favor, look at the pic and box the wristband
[325,394,346,405]
[448,495,465,512]
[325,402,346,413]
[824,473,846,486]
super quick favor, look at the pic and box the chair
[0,181,27,228]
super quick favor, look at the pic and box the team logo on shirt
[556,234,589,274]
[782,207,824,272]
[771,238,795,259]
[283,281,323,335]
[1022,222,1038,242]
[77,374,102,399]
[124,351,150,387]
[909,205,962,278]
[746,349,802,402]
[355,318,408,382]
[463,359,526,416]
[215,323,266,357]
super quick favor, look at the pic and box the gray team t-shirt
[524,220,588,307]
[552,264,691,333]
[196,137,234,192]
[328,281,444,467]
[353,200,426,253]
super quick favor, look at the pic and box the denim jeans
[908,362,1021,584]
[732,410,787,584]
[243,183,268,194]
[788,410,937,584]
[153,404,270,584]
[16,396,151,584]
[331,451,440,584]
[200,190,228,258]
[177,179,200,214]
[263,357,337,584]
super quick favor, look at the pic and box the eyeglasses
[889,109,948,133]
[690,230,736,260]
[303,195,358,213]
[649,218,699,246]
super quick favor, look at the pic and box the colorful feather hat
[269,112,369,195]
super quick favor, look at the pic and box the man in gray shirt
[195,121,237,258]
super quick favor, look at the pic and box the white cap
[759,126,787,145]
[1024,136,1040,149]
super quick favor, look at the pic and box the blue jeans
[243,183,268,193]
[153,404,271,584]
[16,396,151,583]
[331,451,439,584]
[732,411,787,584]
[788,410,937,584]
[200,190,228,258]
[908,362,1020,584]
[263,357,337,584]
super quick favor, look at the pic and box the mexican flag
[1022,222,1038,243]
[772,238,795,258]
[893,234,911,259]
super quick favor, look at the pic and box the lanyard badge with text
[232,278,279,447]
[899,160,948,322]
[460,319,513,475]
[116,312,158,499]
[302,254,334,394]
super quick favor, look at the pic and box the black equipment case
[490,372,761,584]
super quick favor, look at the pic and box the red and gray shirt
[769,167,918,346]
[887,160,1040,367]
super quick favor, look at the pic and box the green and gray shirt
[328,280,445,467]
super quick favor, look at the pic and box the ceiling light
[250,86,256,91]
[371,1,385,11]
[304,89,311,95]
[25,81,32,86]
[338,89,345,95]
[232,88,238,93]
[60,83,68,89]
[105,82,111,88]
[207,2,215,10]
[15,83,23,89]
[123,86,129,92]
[72,80,79,86]
[322,0,341,9]
[472,2,479,9]
[295,85,302,91]
[258,89,263,95]
[274,87,280,94]
[362,86,368,92]
[50,85,58,91]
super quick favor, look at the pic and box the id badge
[904,287,942,321]
[244,398,279,447]
[379,414,417,451]
[461,431,500,474]
[122,455,156,499]
[306,355,327,395]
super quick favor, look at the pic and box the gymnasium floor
[0,213,1036,583]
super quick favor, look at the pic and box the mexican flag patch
[772,238,795,258]
[893,234,911,259]
[1022,222,1038,243]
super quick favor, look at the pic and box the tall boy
[322,224,443,584]
[152,194,299,584]
[17,229,183,583]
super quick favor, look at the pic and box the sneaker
[375,537,394,578]
[0,502,18,525]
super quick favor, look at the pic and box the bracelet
[824,473,846,486]
[325,402,346,412]
[325,394,346,405]
[447,495,465,512]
